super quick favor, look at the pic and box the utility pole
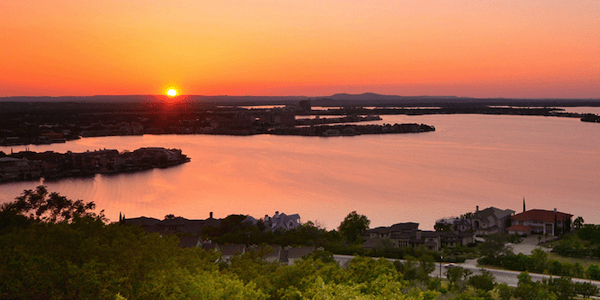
[439,255,443,278]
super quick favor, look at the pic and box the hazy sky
[1,0,599,98]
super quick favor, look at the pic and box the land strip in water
[1,95,599,146]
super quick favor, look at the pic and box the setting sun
[167,89,178,97]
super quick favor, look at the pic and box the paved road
[438,259,600,288]
[333,254,600,288]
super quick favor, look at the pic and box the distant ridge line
[1,93,599,105]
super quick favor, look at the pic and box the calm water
[2,114,599,230]
[559,107,600,115]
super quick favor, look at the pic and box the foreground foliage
[2,188,599,299]
[477,233,600,281]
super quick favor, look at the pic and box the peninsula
[0,147,190,182]
[1,94,599,146]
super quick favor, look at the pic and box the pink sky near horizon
[1,0,599,98]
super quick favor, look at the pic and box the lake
[1,114,599,230]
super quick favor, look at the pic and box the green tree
[587,264,600,280]
[547,277,576,300]
[446,266,472,291]
[575,282,599,299]
[513,272,558,300]
[338,211,370,244]
[418,255,436,282]
[496,283,514,300]
[1,185,105,224]
[396,256,419,281]
[530,248,549,273]
[468,269,496,292]
[478,233,513,260]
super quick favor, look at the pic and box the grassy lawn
[547,252,600,269]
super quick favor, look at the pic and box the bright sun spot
[167,89,177,97]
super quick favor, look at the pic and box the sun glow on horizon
[166,89,178,97]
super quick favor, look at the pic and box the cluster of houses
[120,204,574,264]
[0,147,190,182]
[363,205,573,252]
[362,222,475,252]
[121,211,313,264]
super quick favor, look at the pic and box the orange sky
[1,0,599,98]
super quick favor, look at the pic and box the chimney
[209,212,213,219]
[476,206,479,212]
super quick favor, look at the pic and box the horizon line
[1,93,599,101]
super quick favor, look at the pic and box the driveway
[507,234,552,255]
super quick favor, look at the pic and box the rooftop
[512,209,572,223]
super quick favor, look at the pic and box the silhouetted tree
[338,211,370,244]
[574,216,584,229]
[434,222,452,232]
[1,185,105,224]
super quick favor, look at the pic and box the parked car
[444,263,457,269]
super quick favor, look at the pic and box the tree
[338,211,370,244]
[468,269,496,292]
[418,255,436,282]
[513,272,539,300]
[446,266,472,291]
[575,282,599,299]
[587,264,600,280]
[1,185,105,224]
[434,222,452,232]
[547,276,576,300]
[496,283,513,300]
[478,233,513,260]
[573,216,584,230]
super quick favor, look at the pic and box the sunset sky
[1,0,599,98]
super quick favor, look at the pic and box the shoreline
[0,147,190,184]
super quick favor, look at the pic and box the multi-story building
[507,209,572,236]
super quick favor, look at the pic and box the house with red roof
[507,209,572,236]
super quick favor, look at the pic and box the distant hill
[1,93,598,107]
[328,92,462,101]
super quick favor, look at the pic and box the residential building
[363,222,474,252]
[121,212,221,235]
[263,211,301,231]
[470,206,515,236]
[284,246,315,265]
[217,244,247,262]
[507,208,572,236]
